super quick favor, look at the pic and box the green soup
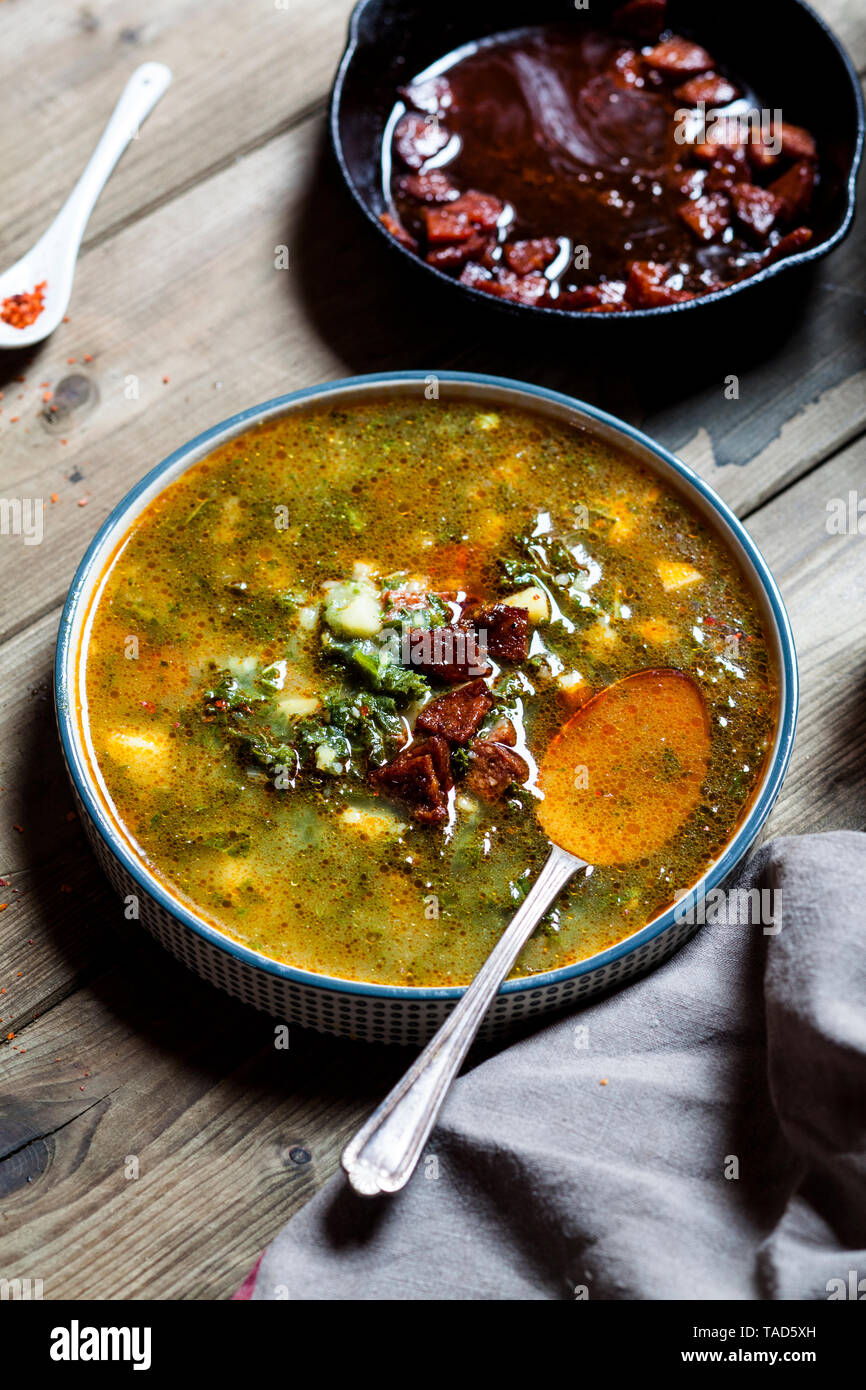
[82,397,776,986]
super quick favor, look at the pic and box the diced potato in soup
[83,398,776,987]
[503,586,549,623]
[657,560,703,591]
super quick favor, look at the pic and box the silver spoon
[0,63,172,350]
[342,669,710,1196]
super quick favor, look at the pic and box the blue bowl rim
[329,0,865,322]
[55,369,799,1003]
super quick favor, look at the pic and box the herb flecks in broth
[85,400,776,986]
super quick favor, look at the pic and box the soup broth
[83,396,776,986]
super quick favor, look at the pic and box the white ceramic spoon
[0,62,172,350]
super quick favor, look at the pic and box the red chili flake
[60,884,72,893]
[50,492,59,503]
[1,282,46,328]
[77,498,88,507]
[42,391,53,402]
[162,375,170,384]
[13,824,23,833]
[63,315,70,323]
[65,811,76,821]
[67,356,76,364]
[0,905,7,912]
[83,353,93,362]
[9,416,19,423]
[6,1032,14,1041]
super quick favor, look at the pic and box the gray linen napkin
[248,833,866,1300]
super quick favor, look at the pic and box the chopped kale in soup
[83,398,776,986]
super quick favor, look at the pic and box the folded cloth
[241,833,866,1300]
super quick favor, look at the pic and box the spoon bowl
[538,669,711,864]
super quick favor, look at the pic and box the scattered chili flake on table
[1,281,46,329]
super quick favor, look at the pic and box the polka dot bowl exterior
[55,372,798,1046]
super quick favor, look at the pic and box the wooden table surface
[0,0,863,1300]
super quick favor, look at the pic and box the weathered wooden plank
[746,433,866,838]
[0,931,401,1299]
[0,609,108,1040]
[0,0,356,261]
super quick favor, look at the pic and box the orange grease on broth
[82,398,777,986]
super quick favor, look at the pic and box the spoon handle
[341,843,585,1196]
[41,63,172,258]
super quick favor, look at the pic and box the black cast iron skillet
[330,0,864,325]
